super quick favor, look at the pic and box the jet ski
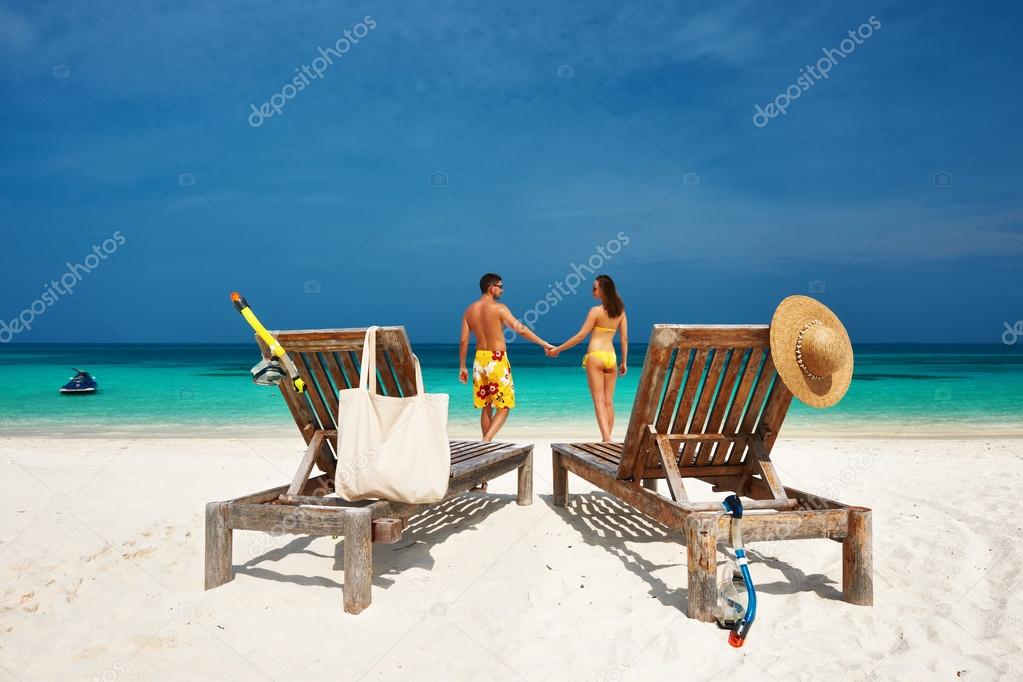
[60,369,98,394]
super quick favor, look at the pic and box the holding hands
[545,344,560,358]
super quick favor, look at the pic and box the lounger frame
[204,326,532,613]
[552,324,872,620]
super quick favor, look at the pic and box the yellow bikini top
[594,325,617,333]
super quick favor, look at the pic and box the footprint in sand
[20,592,38,613]
[85,546,111,562]
[122,547,156,560]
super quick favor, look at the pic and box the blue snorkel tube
[722,494,756,647]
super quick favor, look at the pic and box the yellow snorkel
[231,292,306,393]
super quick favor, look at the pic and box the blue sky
[1,0,1021,343]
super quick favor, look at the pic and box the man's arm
[618,312,629,376]
[498,305,551,348]
[458,316,470,383]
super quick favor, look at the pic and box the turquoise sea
[0,344,1021,438]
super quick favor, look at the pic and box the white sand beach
[2,434,1021,681]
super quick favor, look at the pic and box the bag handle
[359,326,379,393]
[411,353,426,400]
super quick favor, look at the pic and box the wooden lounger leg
[552,452,568,506]
[517,450,533,506]
[204,502,233,590]
[842,507,873,606]
[342,507,373,614]
[685,515,718,622]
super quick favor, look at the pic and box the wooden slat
[338,351,362,390]
[620,327,676,479]
[695,348,745,464]
[745,435,787,500]
[380,328,418,396]
[652,325,770,349]
[305,352,339,418]
[654,349,691,433]
[376,348,401,396]
[710,348,764,465]
[726,355,775,464]
[287,432,325,497]
[669,349,709,434]
[680,349,727,464]
[590,442,624,461]
[755,378,794,457]
[573,443,617,465]
[449,441,479,455]
[664,434,740,443]
[637,463,747,478]
[290,352,335,431]
[655,431,689,503]
[450,442,507,464]
[321,351,352,391]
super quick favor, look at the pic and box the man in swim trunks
[459,273,553,443]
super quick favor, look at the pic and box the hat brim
[770,295,853,408]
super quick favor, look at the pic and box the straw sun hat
[770,295,853,408]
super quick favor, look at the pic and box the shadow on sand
[545,491,842,612]
[235,492,514,592]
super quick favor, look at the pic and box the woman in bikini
[547,274,628,442]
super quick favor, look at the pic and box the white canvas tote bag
[334,327,450,503]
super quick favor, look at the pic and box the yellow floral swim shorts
[473,349,515,409]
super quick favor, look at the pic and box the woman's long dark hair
[596,274,624,319]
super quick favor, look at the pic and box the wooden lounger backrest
[618,325,793,482]
[256,327,418,445]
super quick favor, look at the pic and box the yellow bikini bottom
[582,350,617,370]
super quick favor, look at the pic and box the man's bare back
[463,298,509,351]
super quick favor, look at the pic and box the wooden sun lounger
[204,326,533,614]
[551,324,872,621]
